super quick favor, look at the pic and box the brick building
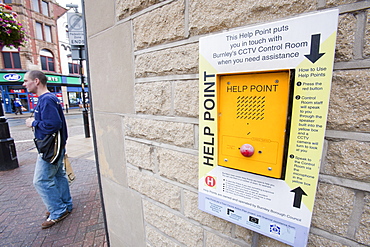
[0,0,84,113]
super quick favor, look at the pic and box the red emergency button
[240,144,254,157]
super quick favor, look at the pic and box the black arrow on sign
[304,34,325,63]
[290,187,307,208]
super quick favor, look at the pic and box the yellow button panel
[218,70,293,178]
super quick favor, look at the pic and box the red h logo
[205,176,216,187]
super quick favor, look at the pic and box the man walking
[14,98,23,115]
[23,70,72,229]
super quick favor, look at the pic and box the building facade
[0,0,86,113]
[85,0,370,246]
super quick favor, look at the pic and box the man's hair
[27,70,47,85]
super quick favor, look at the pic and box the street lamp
[67,3,90,138]
[66,4,79,12]
[0,100,19,171]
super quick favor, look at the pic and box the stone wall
[85,0,370,246]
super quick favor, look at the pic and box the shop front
[63,76,89,108]
[0,72,88,114]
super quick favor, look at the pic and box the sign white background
[67,12,85,46]
[199,9,339,247]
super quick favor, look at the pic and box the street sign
[67,12,85,46]
[198,9,339,247]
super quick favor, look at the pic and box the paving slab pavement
[0,114,108,247]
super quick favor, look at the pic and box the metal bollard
[0,121,19,171]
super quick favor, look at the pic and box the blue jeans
[33,149,73,220]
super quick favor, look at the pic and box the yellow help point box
[218,70,293,178]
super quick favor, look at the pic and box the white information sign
[67,12,85,46]
[198,10,338,247]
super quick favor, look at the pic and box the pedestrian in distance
[14,97,23,115]
[23,70,72,229]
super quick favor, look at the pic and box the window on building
[41,1,49,16]
[68,62,79,74]
[68,92,82,107]
[32,0,40,12]
[4,0,12,4]
[36,22,52,42]
[2,47,21,69]
[36,22,43,40]
[40,49,55,72]
[44,25,52,42]
[32,0,49,16]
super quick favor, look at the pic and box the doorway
[9,93,29,113]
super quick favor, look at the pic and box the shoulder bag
[34,130,62,164]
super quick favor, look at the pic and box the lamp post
[0,99,19,171]
[67,4,90,138]
[79,47,90,138]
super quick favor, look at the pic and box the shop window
[46,86,61,93]
[2,47,21,69]
[40,49,55,72]
[68,92,82,107]
[68,62,79,74]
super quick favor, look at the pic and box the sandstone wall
[85,0,370,246]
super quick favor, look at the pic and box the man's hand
[26,117,34,128]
